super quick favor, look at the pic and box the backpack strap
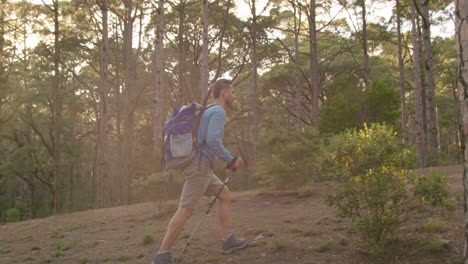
[192,104,217,148]
[160,127,166,173]
[194,104,217,169]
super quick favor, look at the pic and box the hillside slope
[0,166,463,264]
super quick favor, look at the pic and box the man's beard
[225,98,234,109]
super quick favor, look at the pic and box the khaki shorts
[179,159,225,209]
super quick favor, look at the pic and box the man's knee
[177,207,193,219]
[218,187,231,202]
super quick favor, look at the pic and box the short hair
[212,79,233,98]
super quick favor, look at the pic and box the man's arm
[205,109,234,164]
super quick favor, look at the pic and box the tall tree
[290,0,302,129]
[418,0,439,153]
[200,0,209,101]
[177,0,190,104]
[456,0,468,261]
[308,0,320,128]
[250,0,259,170]
[410,0,427,168]
[396,0,408,144]
[213,0,232,82]
[96,0,110,208]
[109,11,122,207]
[359,0,370,89]
[122,0,136,204]
[40,0,63,214]
[153,0,165,162]
[0,0,5,84]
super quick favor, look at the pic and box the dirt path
[0,165,464,264]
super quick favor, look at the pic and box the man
[152,79,247,264]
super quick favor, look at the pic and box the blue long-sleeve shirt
[197,104,234,168]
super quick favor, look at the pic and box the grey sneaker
[221,233,248,254]
[151,251,172,264]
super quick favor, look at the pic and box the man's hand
[233,156,245,169]
[227,156,245,171]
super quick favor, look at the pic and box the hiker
[152,79,248,264]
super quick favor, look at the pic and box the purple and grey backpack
[163,102,213,170]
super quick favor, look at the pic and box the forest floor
[0,165,464,264]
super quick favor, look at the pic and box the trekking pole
[176,169,235,263]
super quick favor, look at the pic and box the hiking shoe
[221,233,248,254]
[151,251,172,264]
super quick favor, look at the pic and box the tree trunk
[293,0,301,129]
[177,0,188,104]
[113,19,122,206]
[122,0,135,205]
[453,76,464,163]
[417,13,427,138]
[200,0,209,101]
[97,0,110,208]
[22,26,35,218]
[456,0,468,261]
[250,0,259,172]
[153,0,165,162]
[360,0,370,89]
[396,0,409,145]
[52,0,62,214]
[419,0,439,154]
[309,0,320,128]
[213,0,232,82]
[410,0,427,168]
[0,0,5,81]
[30,177,37,218]
[69,160,74,211]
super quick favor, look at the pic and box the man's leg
[215,186,248,254]
[159,207,193,252]
[152,161,211,263]
[217,188,231,240]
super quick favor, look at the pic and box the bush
[297,184,313,198]
[317,240,332,252]
[413,172,449,207]
[325,124,449,250]
[143,234,154,245]
[268,237,287,251]
[423,218,446,233]
[255,128,323,189]
[131,171,184,204]
[3,208,20,223]
[324,123,416,182]
[424,236,446,253]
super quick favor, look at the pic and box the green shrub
[413,172,449,207]
[268,237,287,251]
[424,236,446,253]
[52,248,63,258]
[3,208,20,223]
[117,254,129,262]
[324,123,416,181]
[289,225,303,234]
[297,185,313,198]
[31,244,40,251]
[131,171,184,204]
[143,234,154,245]
[255,128,323,189]
[423,218,446,233]
[0,247,11,254]
[317,240,332,252]
[319,81,364,134]
[325,124,449,250]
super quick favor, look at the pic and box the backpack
[163,102,214,170]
